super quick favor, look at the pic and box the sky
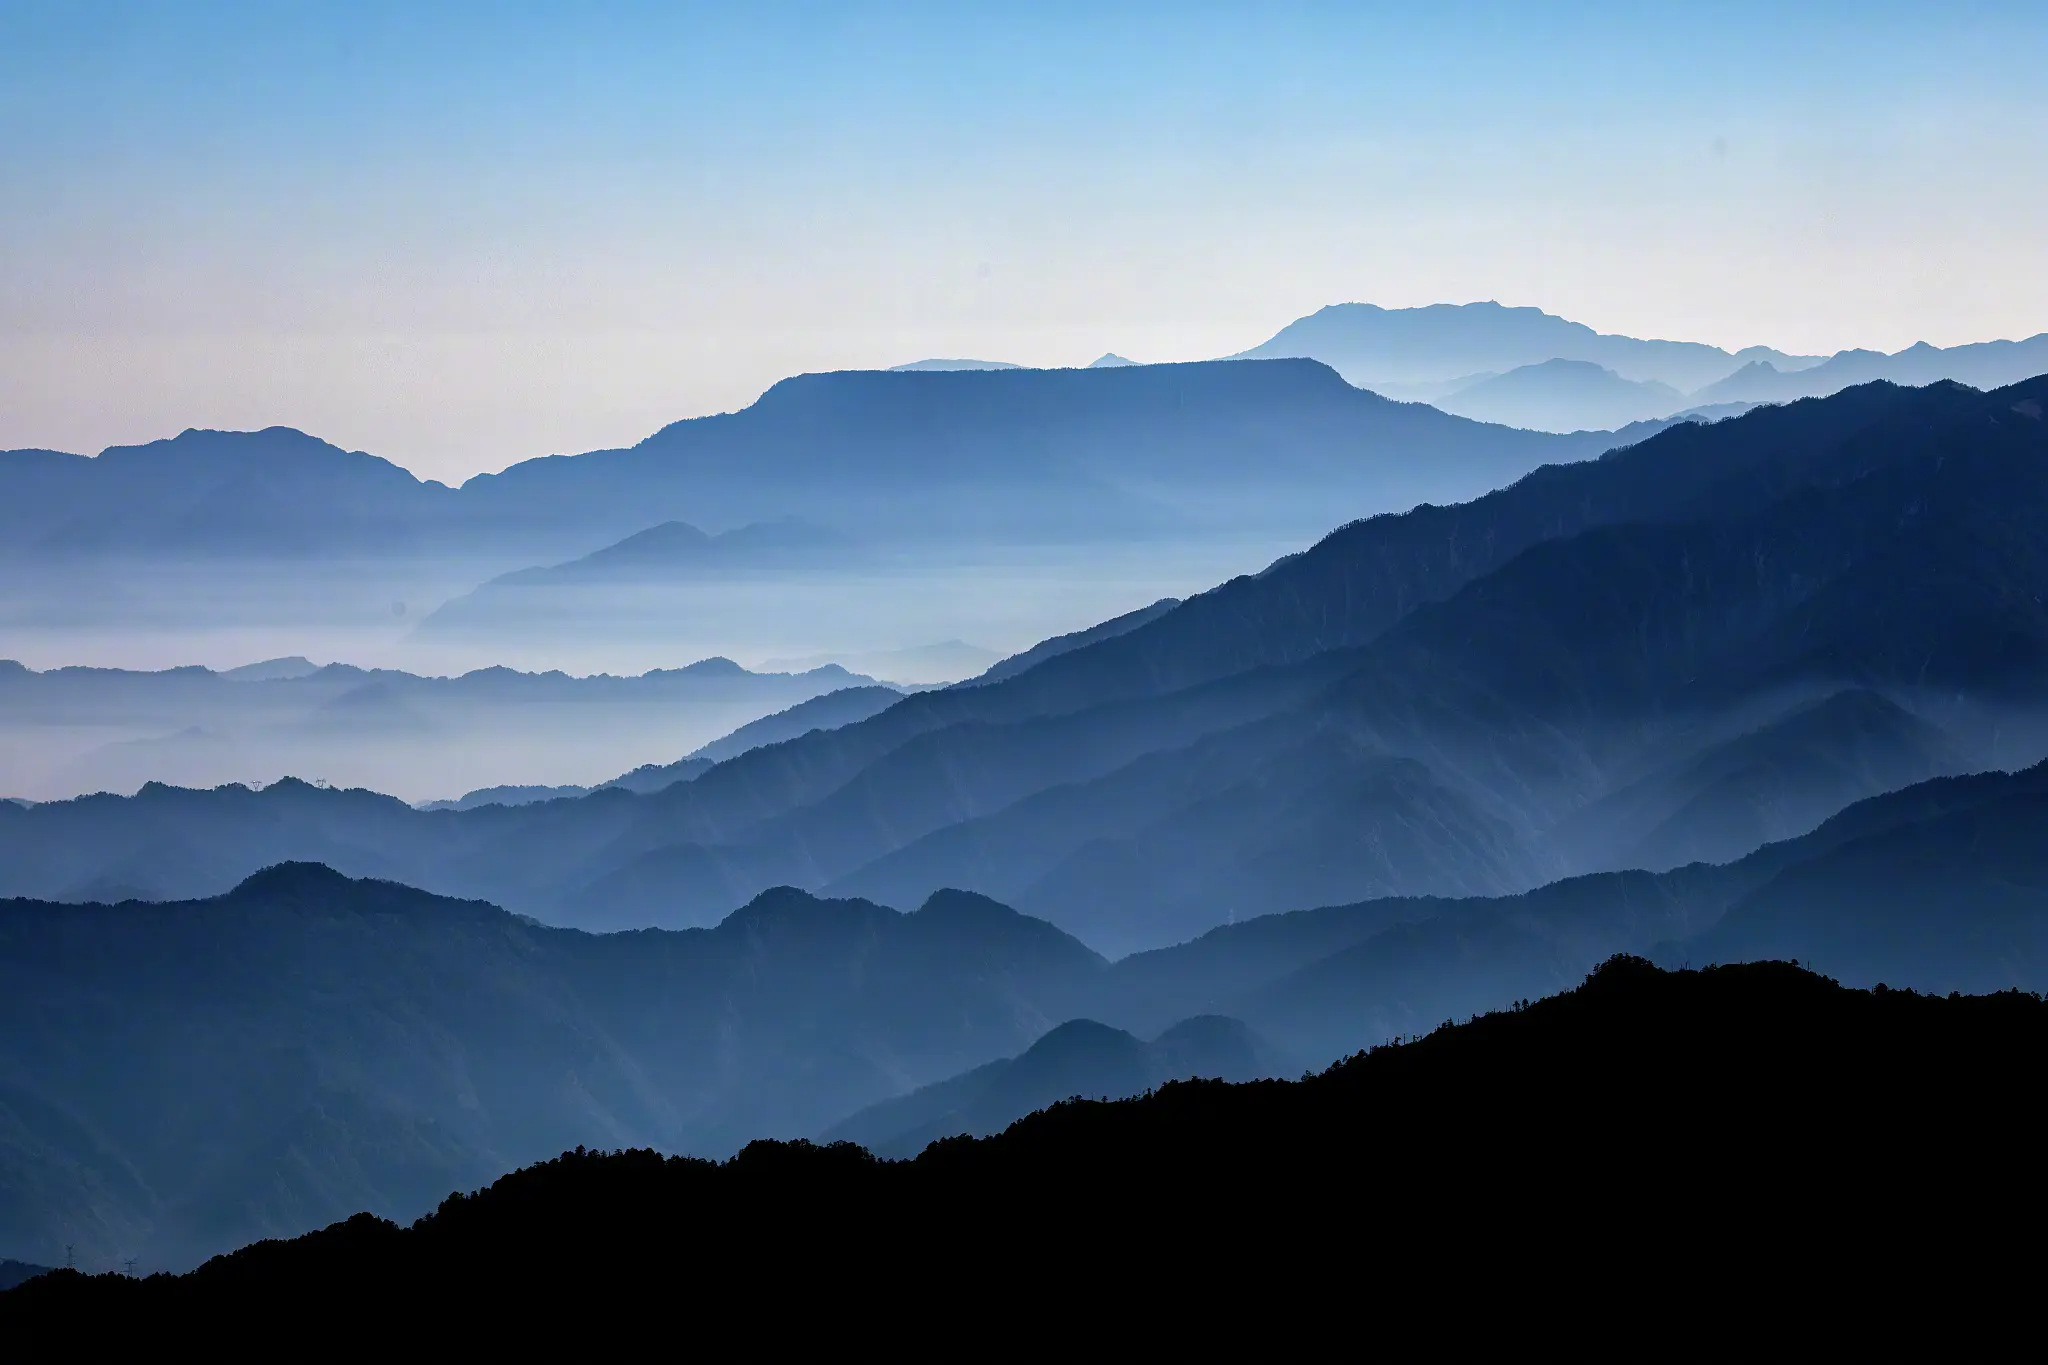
[2,0,2044,484]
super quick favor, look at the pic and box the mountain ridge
[7,957,2042,1345]
[6,743,2048,1266]
[4,377,2043,943]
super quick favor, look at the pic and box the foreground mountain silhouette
[5,753,2045,1268]
[7,957,2039,1345]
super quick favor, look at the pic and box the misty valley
[7,299,2048,1342]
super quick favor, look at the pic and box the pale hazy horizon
[5,2,2046,483]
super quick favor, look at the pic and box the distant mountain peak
[226,860,359,898]
[673,656,747,676]
[591,520,711,554]
[721,885,890,932]
[1231,300,1807,400]
[916,886,1017,912]
[1026,1017,1139,1049]
[1087,353,1138,368]
[219,655,320,682]
[1435,357,1685,432]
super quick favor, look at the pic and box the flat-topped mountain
[455,358,1608,545]
[0,359,1615,571]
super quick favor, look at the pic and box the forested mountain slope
[10,958,2040,1347]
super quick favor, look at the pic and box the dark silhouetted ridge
[0,1260,53,1292]
[8,959,2040,1347]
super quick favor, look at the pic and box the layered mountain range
[419,684,906,811]
[10,308,2037,589]
[1237,301,2048,433]
[0,354,1633,675]
[15,306,2036,685]
[414,519,866,640]
[0,359,1610,571]
[4,375,2042,951]
[6,359,2048,1279]
[5,779,2044,1271]
[0,656,878,807]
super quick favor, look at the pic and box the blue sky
[3,1,2044,479]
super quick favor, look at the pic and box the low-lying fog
[0,537,1302,803]
[0,538,1294,676]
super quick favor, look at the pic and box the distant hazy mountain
[495,519,856,583]
[415,519,860,637]
[0,360,1626,664]
[1600,400,1758,448]
[0,655,871,804]
[422,683,909,807]
[885,358,1023,371]
[0,427,457,561]
[415,782,600,812]
[217,656,321,682]
[454,359,1612,548]
[12,326,2038,595]
[0,361,1614,589]
[1228,302,2048,432]
[823,1010,1278,1158]
[1087,353,1138,368]
[760,640,1002,685]
[1233,300,1817,391]
[1691,334,2048,407]
[1435,358,1686,432]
